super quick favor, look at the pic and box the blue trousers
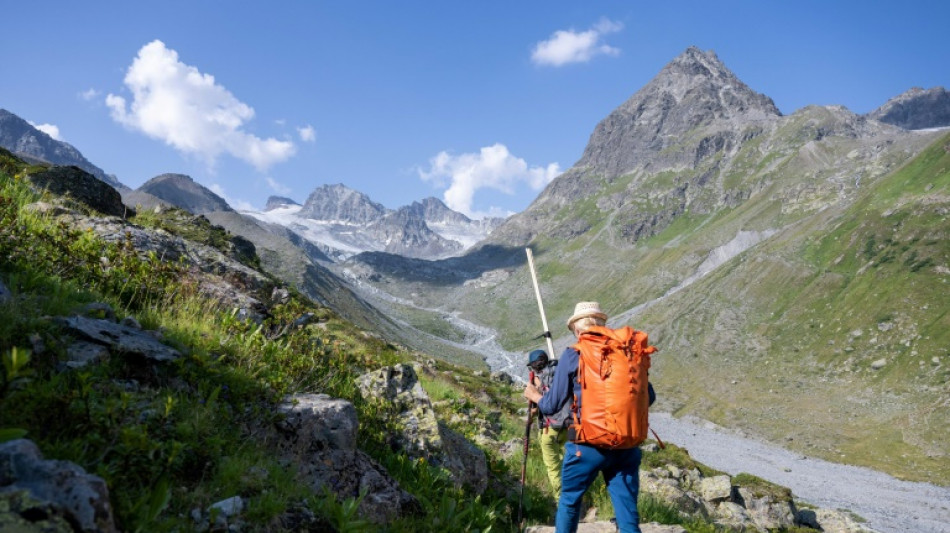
[555,442,642,533]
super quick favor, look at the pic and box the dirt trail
[651,413,950,533]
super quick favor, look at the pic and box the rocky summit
[0,108,121,188]
[136,173,233,215]
[264,195,300,210]
[298,183,386,224]
[866,86,950,130]
[578,46,782,180]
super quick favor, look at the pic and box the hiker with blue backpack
[523,301,656,533]
[527,348,573,499]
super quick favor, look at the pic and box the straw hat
[566,301,608,330]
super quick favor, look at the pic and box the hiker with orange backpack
[523,302,656,533]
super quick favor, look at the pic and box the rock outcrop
[637,456,877,533]
[25,166,131,219]
[25,200,271,319]
[53,314,181,366]
[0,439,117,533]
[356,364,489,492]
[273,393,420,523]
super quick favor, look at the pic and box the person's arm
[536,348,577,415]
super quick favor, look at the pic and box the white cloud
[419,143,561,218]
[28,121,62,141]
[531,18,623,67]
[79,88,100,101]
[297,125,316,142]
[266,176,292,195]
[106,40,295,172]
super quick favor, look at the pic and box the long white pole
[525,247,557,358]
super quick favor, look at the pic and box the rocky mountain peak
[137,173,232,215]
[0,108,121,188]
[577,46,782,178]
[265,196,300,211]
[867,86,950,130]
[409,197,472,225]
[367,206,463,258]
[298,183,387,224]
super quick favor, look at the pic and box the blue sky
[2,1,948,218]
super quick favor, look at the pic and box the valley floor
[650,413,950,533]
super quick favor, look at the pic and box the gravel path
[650,413,950,533]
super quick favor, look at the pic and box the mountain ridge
[866,86,950,130]
[0,108,122,189]
[247,183,503,260]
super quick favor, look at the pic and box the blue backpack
[536,361,573,429]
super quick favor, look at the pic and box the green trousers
[538,426,568,499]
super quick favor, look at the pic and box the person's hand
[523,384,542,404]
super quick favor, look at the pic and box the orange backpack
[572,325,655,449]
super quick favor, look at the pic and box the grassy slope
[637,132,950,483]
[425,128,950,485]
[0,153,515,531]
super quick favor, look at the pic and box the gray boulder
[0,439,117,532]
[274,393,419,523]
[639,470,706,516]
[34,207,269,315]
[698,474,732,502]
[356,364,489,492]
[811,508,879,533]
[356,364,442,456]
[736,486,797,530]
[438,422,489,493]
[53,315,181,363]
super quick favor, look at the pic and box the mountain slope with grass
[1,148,889,532]
[0,149,516,531]
[340,48,950,486]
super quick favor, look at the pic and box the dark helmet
[526,349,548,368]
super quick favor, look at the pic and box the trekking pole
[516,368,535,530]
[525,248,557,357]
[517,247,553,531]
